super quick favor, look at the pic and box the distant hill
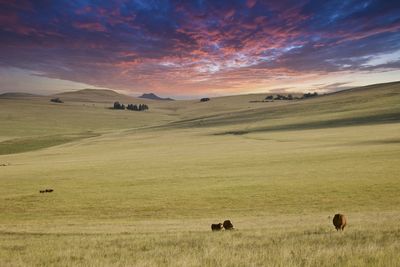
[164,81,400,131]
[52,88,143,103]
[139,93,174,101]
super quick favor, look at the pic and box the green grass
[0,98,173,137]
[0,82,400,266]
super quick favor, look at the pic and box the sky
[1,0,400,98]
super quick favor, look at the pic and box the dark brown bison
[211,223,223,231]
[333,214,347,231]
[223,220,234,230]
[39,190,45,193]
[45,189,54,193]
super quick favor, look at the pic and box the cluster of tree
[113,101,149,111]
[303,92,318,98]
[113,101,125,109]
[264,92,319,101]
[50,97,63,103]
[265,94,294,100]
[127,103,149,111]
[200,97,210,102]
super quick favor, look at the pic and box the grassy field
[0,82,400,266]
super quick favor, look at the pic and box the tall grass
[1,213,399,266]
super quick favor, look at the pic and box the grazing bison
[223,220,234,230]
[333,214,347,231]
[40,189,54,193]
[211,223,223,231]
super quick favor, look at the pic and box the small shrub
[303,92,318,98]
[50,98,63,103]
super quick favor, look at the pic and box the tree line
[265,92,319,101]
[113,101,149,111]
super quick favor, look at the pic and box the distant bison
[39,189,54,193]
[211,223,223,231]
[333,214,347,231]
[223,220,234,230]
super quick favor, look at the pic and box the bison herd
[39,189,54,193]
[211,220,235,231]
[212,214,347,232]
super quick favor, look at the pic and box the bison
[223,220,234,230]
[333,214,347,231]
[211,223,223,231]
[39,190,45,193]
[45,189,54,193]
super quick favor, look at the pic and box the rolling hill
[160,81,400,132]
[1,81,399,139]
[52,88,145,103]
[0,81,399,155]
[0,81,400,266]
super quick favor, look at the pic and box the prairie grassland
[0,82,400,266]
[1,213,399,267]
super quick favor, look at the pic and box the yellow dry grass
[0,82,399,266]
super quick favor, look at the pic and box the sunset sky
[1,0,400,98]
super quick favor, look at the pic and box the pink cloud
[246,0,257,8]
[73,21,107,32]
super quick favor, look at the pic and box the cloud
[0,0,399,96]
[73,21,107,32]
